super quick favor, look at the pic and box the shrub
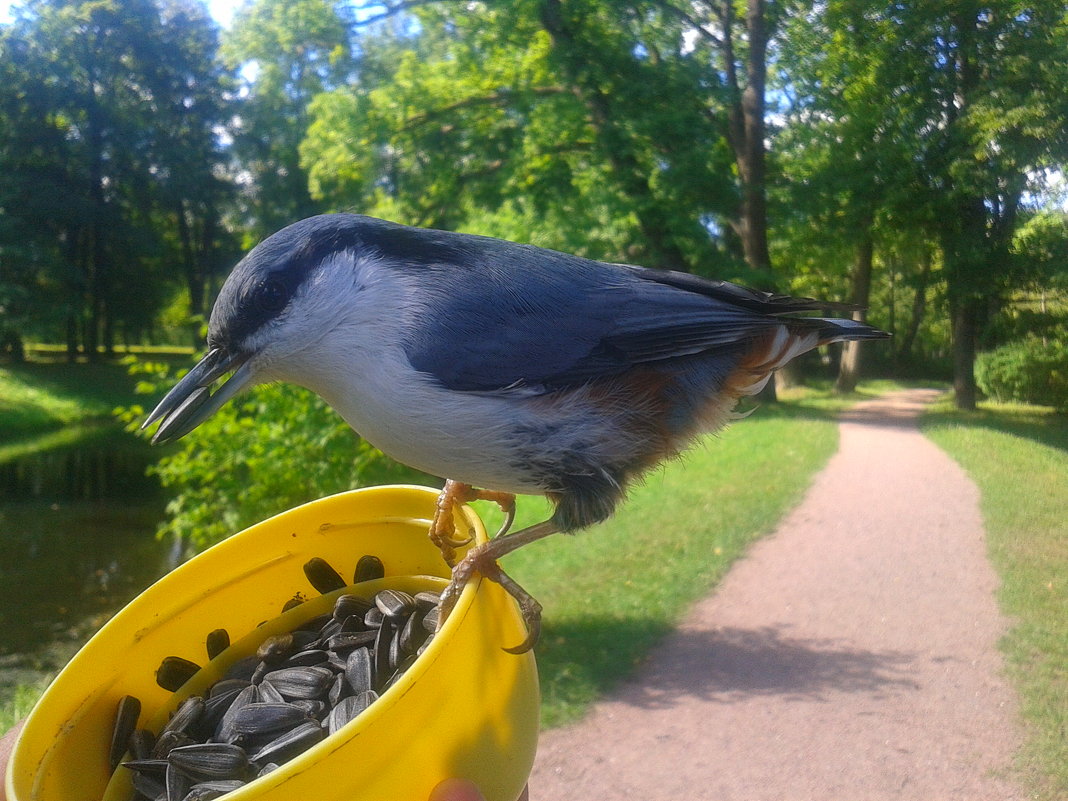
[975,337,1068,411]
[119,358,427,552]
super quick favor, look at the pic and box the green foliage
[975,337,1068,411]
[299,0,741,274]
[221,0,349,239]
[120,359,388,550]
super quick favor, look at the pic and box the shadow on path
[615,625,920,708]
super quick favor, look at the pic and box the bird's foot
[436,519,558,653]
[429,480,517,567]
[438,544,543,654]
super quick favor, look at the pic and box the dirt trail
[529,389,1024,800]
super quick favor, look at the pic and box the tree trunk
[723,0,772,277]
[896,248,932,365]
[66,314,79,362]
[951,298,979,410]
[835,223,875,394]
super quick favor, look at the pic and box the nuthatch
[145,213,888,651]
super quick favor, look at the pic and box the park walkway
[529,389,1024,800]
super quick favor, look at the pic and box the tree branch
[643,0,725,49]
[351,0,456,27]
[400,86,575,131]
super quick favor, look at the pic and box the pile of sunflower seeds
[112,555,442,801]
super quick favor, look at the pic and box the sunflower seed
[131,768,166,800]
[122,758,169,775]
[353,554,384,583]
[209,679,250,698]
[325,631,377,653]
[344,648,373,695]
[327,672,348,706]
[374,589,415,620]
[373,619,393,690]
[152,730,194,759]
[110,694,141,770]
[363,607,383,629]
[256,634,295,664]
[282,593,306,613]
[181,779,246,801]
[205,629,230,661]
[214,685,257,743]
[283,648,329,667]
[222,657,259,682]
[325,696,361,736]
[255,680,285,704]
[156,657,201,693]
[247,720,324,767]
[303,557,346,594]
[421,606,440,632]
[130,728,156,761]
[168,743,249,780]
[399,611,426,655]
[413,591,441,613]
[166,762,192,801]
[161,696,204,738]
[230,703,309,736]
[262,665,333,700]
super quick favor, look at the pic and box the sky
[0,0,242,27]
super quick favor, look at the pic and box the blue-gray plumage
[145,213,889,651]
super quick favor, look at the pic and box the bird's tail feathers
[807,317,891,345]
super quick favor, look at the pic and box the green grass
[0,361,141,437]
[920,400,1068,800]
[0,680,52,735]
[464,396,843,727]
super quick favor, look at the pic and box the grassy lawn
[0,361,139,437]
[920,400,1068,800]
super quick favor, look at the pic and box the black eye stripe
[255,278,290,313]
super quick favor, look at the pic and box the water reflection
[0,427,173,659]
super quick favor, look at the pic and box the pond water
[0,427,174,668]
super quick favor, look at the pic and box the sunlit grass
[0,361,139,436]
[0,679,51,735]
[921,399,1068,800]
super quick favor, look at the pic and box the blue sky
[0,0,241,27]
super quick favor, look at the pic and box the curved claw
[493,502,516,540]
[437,533,474,549]
[486,563,541,654]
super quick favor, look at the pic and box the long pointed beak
[142,348,255,444]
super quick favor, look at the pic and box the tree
[0,0,233,355]
[222,0,352,240]
[777,1,1068,405]
[876,2,1067,408]
[299,0,806,287]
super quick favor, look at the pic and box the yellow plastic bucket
[6,485,539,801]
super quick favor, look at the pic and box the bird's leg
[429,480,517,567]
[438,519,559,653]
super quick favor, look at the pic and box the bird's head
[143,215,371,444]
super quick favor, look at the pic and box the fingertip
[429,777,486,801]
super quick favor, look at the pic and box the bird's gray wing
[401,252,789,393]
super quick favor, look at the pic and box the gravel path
[530,389,1024,801]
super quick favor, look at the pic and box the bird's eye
[253,278,289,313]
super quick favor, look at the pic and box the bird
[144,213,889,652]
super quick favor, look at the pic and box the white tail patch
[730,325,822,400]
